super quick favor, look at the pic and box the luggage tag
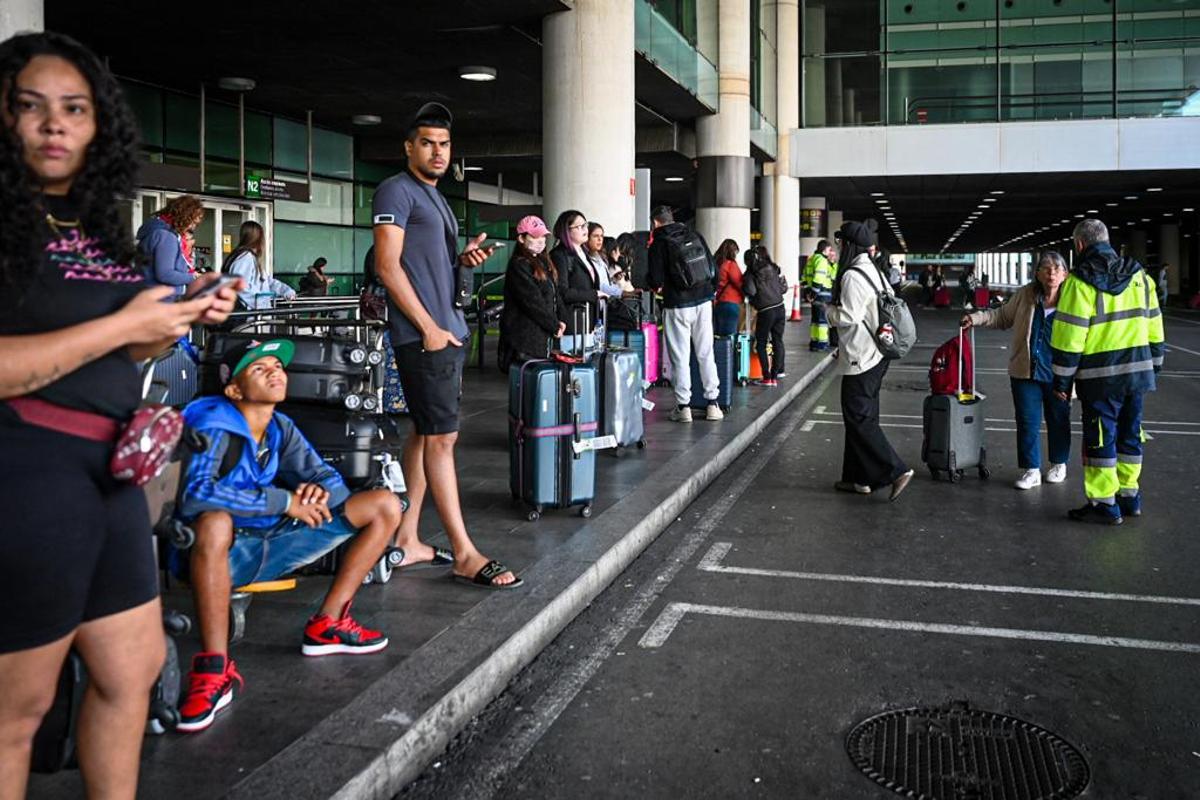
[572,434,618,454]
[641,397,656,411]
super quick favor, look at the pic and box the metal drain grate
[846,702,1089,800]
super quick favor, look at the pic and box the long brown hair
[716,238,740,264]
[223,220,265,277]
[515,239,557,283]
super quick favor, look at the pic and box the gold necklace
[45,212,84,240]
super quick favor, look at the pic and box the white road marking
[810,409,1200,427]
[799,418,1200,436]
[638,601,1200,654]
[697,542,1200,607]
[799,419,816,432]
[1167,342,1200,357]
[1165,314,1200,327]
[451,371,838,800]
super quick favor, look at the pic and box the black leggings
[840,360,907,488]
[755,305,786,378]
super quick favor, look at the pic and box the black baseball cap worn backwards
[410,102,453,133]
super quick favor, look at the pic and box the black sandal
[454,560,524,590]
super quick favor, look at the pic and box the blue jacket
[177,396,349,530]
[136,217,194,296]
[226,251,297,310]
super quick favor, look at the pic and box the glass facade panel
[274,117,309,173]
[205,100,238,160]
[274,173,353,225]
[312,128,354,179]
[273,222,355,276]
[803,0,1200,126]
[635,0,719,109]
[245,111,272,166]
[164,92,200,153]
[122,81,163,149]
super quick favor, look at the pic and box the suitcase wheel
[163,609,191,637]
[229,592,252,645]
[169,521,196,550]
[950,469,963,483]
[527,506,542,522]
[580,504,593,519]
[738,378,748,387]
[364,558,392,586]
[385,547,406,567]
[636,439,646,450]
[148,702,180,735]
[978,466,991,480]
[929,467,939,481]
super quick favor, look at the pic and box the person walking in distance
[646,205,723,423]
[1051,219,1165,525]
[826,221,914,500]
[371,102,521,588]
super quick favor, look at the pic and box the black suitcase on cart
[922,328,991,482]
[278,404,390,490]
[201,333,376,407]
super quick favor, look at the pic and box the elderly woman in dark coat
[499,215,567,370]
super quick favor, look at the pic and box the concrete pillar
[766,0,801,287]
[756,175,774,260]
[695,0,752,255]
[543,1,635,235]
[0,0,43,40]
[1159,223,1180,294]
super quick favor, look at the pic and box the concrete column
[695,0,752,255]
[0,0,43,40]
[766,0,801,286]
[756,175,774,260]
[1159,223,1180,294]
[543,1,635,235]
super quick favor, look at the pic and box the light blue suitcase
[508,359,598,521]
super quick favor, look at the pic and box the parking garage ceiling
[802,170,1200,256]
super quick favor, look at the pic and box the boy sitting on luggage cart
[172,339,402,733]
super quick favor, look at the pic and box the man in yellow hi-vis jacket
[1050,219,1165,525]
[802,239,837,351]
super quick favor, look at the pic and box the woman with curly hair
[0,32,239,797]
[137,193,204,295]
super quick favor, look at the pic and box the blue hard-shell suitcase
[508,359,598,521]
[688,336,735,410]
[146,338,201,407]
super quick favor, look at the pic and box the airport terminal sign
[245,173,310,203]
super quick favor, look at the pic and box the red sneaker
[301,602,388,656]
[176,653,243,733]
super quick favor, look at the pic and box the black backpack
[666,230,713,290]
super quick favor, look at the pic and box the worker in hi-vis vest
[1050,218,1165,526]
[803,239,837,351]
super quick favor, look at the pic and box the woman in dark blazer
[499,216,566,369]
[550,209,602,339]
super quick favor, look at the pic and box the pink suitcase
[642,321,660,385]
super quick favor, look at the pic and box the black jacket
[500,250,566,364]
[646,221,714,309]
[745,260,786,311]
[551,243,598,334]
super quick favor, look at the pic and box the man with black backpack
[647,205,723,422]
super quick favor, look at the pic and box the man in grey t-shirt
[371,102,521,589]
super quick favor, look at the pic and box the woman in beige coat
[962,251,1071,490]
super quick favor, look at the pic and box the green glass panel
[246,111,272,166]
[354,183,376,227]
[205,100,238,160]
[164,92,200,153]
[204,159,241,196]
[274,117,308,172]
[273,222,355,277]
[355,159,395,184]
[122,81,163,149]
[354,228,374,283]
[313,128,353,179]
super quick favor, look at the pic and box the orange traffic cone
[789,284,803,322]
[749,353,764,381]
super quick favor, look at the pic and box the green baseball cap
[219,338,295,385]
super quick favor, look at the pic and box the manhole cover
[846,702,1089,800]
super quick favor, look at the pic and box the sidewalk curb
[230,355,836,800]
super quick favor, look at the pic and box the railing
[904,86,1196,125]
[469,273,507,370]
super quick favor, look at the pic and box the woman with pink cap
[498,215,567,370]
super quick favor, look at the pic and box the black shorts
[0,405,159,653]
[393,343,466,435]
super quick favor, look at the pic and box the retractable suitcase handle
[958,325,976,402]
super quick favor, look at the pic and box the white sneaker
[705,404,724,421]
[669,406,692,423]
[1045,463,1067,484]
[1014,469,1042,490]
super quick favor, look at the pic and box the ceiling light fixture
[1125,195,1138,200]
[458,65,498,81]
[1105,202,1118,207]
[983,198,996,203]
[352,114,382,126]
[1147,187,1162,192]
[1184,207,1195,212]
[664,176,685,183]
[990,190,1005,195]
[462,165,483,172]
[870,192,885,197]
